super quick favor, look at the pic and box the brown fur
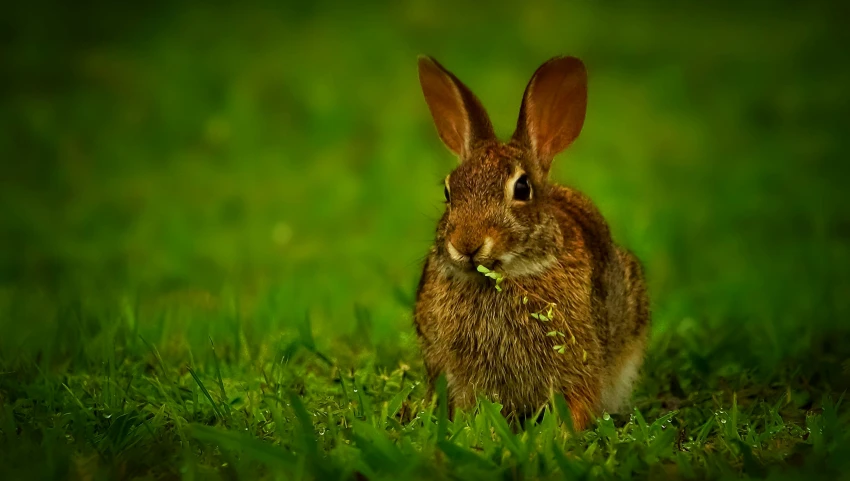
[414,56,650,430]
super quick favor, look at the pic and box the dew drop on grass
[602,413,610,421]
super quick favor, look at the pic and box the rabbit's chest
[442,291,560,377]
[415,266,598,411]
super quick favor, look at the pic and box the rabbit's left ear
[418,56,495,159]
[513,56,587,173]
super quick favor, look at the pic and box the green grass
[2,0,850,479]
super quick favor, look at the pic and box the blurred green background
[2,0,847,357]
[1,0,849,476]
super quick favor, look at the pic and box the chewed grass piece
[477,265,505,291]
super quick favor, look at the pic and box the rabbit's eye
[513,175,532,201]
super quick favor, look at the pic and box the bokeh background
[2,0,849,431]
[3,0,848,359]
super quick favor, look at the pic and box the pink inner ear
[418,58,470,156]
[524,57,588,163]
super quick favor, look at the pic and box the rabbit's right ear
[512,56,587,174]
[418,56,495,158]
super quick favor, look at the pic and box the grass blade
[208,336,229,411]
[387,383,415,420]
[187,367,223,421]
[351,419,406,473]
[190,424,295,469]
[552,393,575,434]
[287,391,318,459]
[479,398,522,458]
[437,440,499,471]
[436,374,449,441]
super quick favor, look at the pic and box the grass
[1,0,850,479]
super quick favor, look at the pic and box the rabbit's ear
[418,56,495,158]
[513,56,587,173]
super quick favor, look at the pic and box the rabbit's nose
[447,236,494,264]
[450,238,481,258]
[473,237,495,260]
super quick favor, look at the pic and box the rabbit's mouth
[473,258,501,273]
[441,258,504,286]
[441,246,500,279]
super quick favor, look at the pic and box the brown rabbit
[413,55,650,430]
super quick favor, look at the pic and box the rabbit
[413,55,651,430]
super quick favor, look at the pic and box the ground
[1,0,849,479]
